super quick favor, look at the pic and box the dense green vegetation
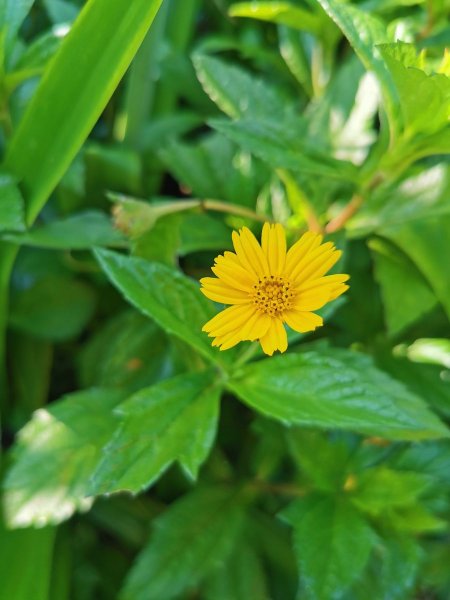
[1,0,450,598]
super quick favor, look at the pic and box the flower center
[252,275,295,317]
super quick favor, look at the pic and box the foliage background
[0,0,450,598]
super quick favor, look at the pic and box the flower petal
[212,254,256,292]
[293,289,332,311]
[284,231,323,277]
[262,223,287,276]
[241,311,271,341]
[283,310,323,333]
[200,278,251,304]
[233,227,270,277]
[203,303,256,337]
[259,318,287,356]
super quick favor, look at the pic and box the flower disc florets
[253,275,294,317]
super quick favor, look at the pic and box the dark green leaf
[94,248,236,368]
[3,388,126,527]
[282,495,375,600]
[228,349,449,440]
[0,0,35,54]
[0,173,25,232]
[9,275,96,341]
[4,211,126,249]
[90,371,220,494]
[121,487,245,600]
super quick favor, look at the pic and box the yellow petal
[297,273,350,293]
[284,231,323,277]
[289,242,335,283]
[262,223,287,276]
[259,318,287,356]
[329,283,349,300]
[203,303,256,337]
[200,278,251,304]
[233,227,270,277]
[212,254,256,292]
[283,310,323,333]
[293,289,332,311]
[241,311,271,341]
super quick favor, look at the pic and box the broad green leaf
[406,338,450,368]
[4,211,126,249]
[43,0,79,24]
[381,214,450,320]
[315,0,397,133]
[5,0,164,225]
[3,388,126,527]
[0,173,25,232]
[94,248,235,368]
[121,487,245,600]
[376,535,423,600]
[193,53,293,120]
[369,238,437,335]
[0,520,55,600]
[378,43,450,136]
[179,213,232,255]
[350,467,433,515]
[228,349,449,440]
[393,440,450,486]
[229,2,320,33]
[90,371,221,494]
[0,0,35,55]
[211,118,359,181]
[132,213,181,265]
[282,495,375,600]
[9,275,96,341]
[79,311,173,393]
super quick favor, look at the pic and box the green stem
[0,242,19,405]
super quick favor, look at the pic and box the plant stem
[325,194,363,234]
[0,243,18,405]
[201,199,273,224]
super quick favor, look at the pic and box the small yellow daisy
[200,223,349,356]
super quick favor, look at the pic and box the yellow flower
[200,223,349,356]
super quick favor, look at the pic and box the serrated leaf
[229,2,320,33]
[228,349,449,440]
[282,495,375,600]
[315,0,397,133]
[3,388,126,527]
[121,487,245,600]
[211,118,359,182]
[94,248,236,368]
[369,238,437,335]
[393,440,450,486]
[0,173,25,232]
[90,371,220,495]
[4,211,126,249]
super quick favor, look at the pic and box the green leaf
[378,43,450,136]
[121,487,245,600]
[211,118,359,182]
[315,0,397,133]
[90,371,220,495]
[350,467,433,515]
[9,275,96,341]
[179,213,232,255]
[0,173,25,232]
[3,388,126,527]
[229,2,320,34]
[406,338,450,368]
[376,535,423,600]
[193,53,293,120]
[381,213,450,320]
[131,213,181,266]
[282,495,375,600]
[393,440,450,486]
[0,0,35,55]
[0,520,55,600]
[369,238,437,335]
[4,0,164,225]
[228,349,449,440]
[4,211,126,249]
[94,248,235,368]
[79,311,173,393]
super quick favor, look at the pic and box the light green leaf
[5,0,164,225]
[369,238,437,335]
[0,520,55,600]
[350,467,433,515]
[406,338,450,369]
[94,248,235,368]
[282,495,375,600]
[0,173,25,232]
[90,371,220,495]
[4,211,126,249]
[179,213,232,256]
[121,487,245,600]
[9,275,96,341]
[315,0,397,133]
[211,118,359,181]
[229,2,320,33]
[228,349,449,440]
[3,388,126,527]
